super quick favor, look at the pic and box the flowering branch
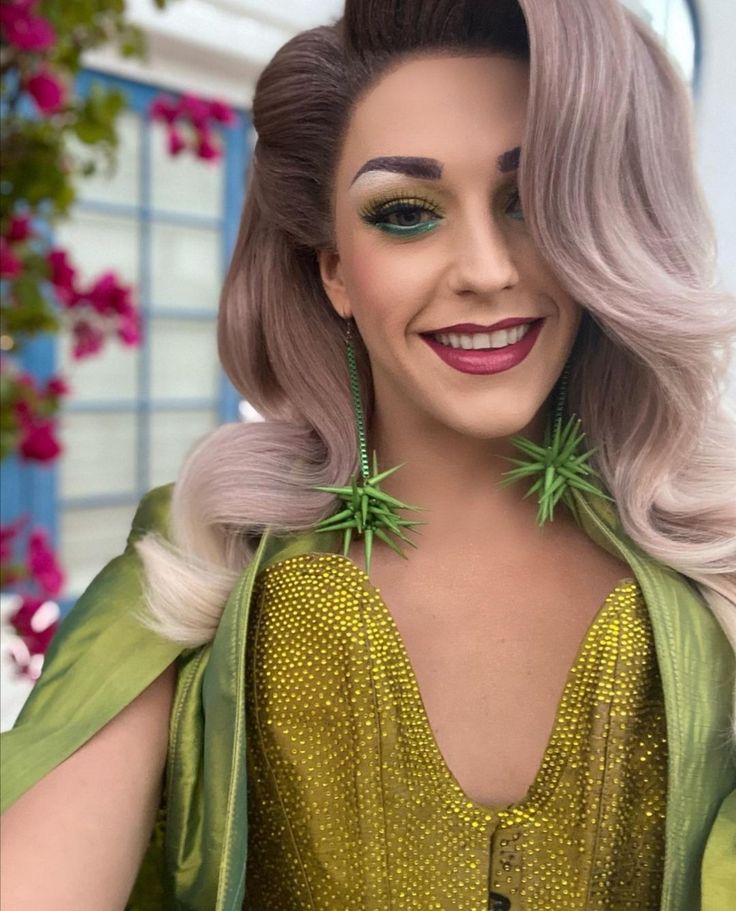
[1,511,63,680]
[1,0,238,677]
[0,0,168,673]
[149,90,235,161]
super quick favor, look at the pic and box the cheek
[347,237,439,330]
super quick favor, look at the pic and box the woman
[2,0,735,909]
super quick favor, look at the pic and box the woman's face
[319,53,582,449]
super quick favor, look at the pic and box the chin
[443,411,539,442]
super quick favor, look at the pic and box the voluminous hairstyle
[134,0,736,739]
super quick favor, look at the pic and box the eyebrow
[349,146,521,186]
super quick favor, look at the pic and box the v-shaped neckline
[256,549,639,824]
[328,553,639,820]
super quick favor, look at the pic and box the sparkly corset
[244,552,667,910]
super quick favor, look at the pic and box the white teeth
[433,322,534,350]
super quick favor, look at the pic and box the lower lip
[420,319,545,375]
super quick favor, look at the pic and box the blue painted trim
[220,108,251,423]
[72,197,223,230]
[64,398,217,413]
[59,492,145,511]
[138,87,153,495]
[685,0,703,99]
[145,307,218,321]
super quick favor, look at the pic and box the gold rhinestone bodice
[244,552,667,910]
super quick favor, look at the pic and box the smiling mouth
[421,318,543,351]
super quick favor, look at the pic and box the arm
[0,663,176,910]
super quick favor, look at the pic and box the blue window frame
[1,69,251,614]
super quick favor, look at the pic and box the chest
[350,542,634,807]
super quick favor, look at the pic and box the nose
[445,204,520,296]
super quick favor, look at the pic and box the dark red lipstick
[420,318,545,376]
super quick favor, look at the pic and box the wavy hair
[133,0,736,734]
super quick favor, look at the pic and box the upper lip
[424,317,543,334]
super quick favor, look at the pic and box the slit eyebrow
[349,146,521,186]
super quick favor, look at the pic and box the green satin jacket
[1,482,734,910]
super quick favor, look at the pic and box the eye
[506,187,525,221]
[359,195,443,236]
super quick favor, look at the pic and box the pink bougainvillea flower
[1,515,29,564]
[26,621,58,656]
[0,237,22,277]
[208,99,236,125]
[5,213,33,243]
[117,309,142,346]
[149,96,179,125]
[13,398,33,424]
[46,247,79,306]
[25,68,65,114]
[9,594,43,638]
[27,529,64,596]
[167,125,186,156]
[71,317,105,359]
[84,270,133,316]
[196,128,221,162]
[18,370,36,389]
[9,595,60,656]
[180,92,211,128]
[44,375,69,397]
[0,0,56,52]
[18,418,62,462]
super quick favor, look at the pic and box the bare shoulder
[1,665,176,910]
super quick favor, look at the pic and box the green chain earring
[498,361,614,525]
[311,318,428,574]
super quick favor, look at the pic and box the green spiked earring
[498,361,614,525]
[311,318,428,574]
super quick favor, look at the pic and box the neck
[367,401,577,558]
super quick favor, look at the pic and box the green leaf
[73,83,127,147]
[2,279,60,336]
[117,24,146,59]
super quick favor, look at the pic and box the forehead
[339,54,529,188]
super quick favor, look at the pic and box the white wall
[694,0,736,293]
[82,0,344,103]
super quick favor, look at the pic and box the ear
[317,248,353,320]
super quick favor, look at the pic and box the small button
[488,890,511,911]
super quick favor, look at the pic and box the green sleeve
[701,786,736,909]
[0,482,185,814]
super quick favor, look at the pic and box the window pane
[665,0,695,84]
[67,109,141,207]
[59,411,137,498]
[54,209,140,285]
[150,221,220,312]
[59,341,139,403]
[631,1,695,85]
[149,409,218,488]
[150,120,223,218]
[60,504,138,597]
[150,318,219,400]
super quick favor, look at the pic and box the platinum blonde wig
[133,0,736,736]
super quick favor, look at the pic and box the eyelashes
[358,193,443,236]
[358,188,524,237]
